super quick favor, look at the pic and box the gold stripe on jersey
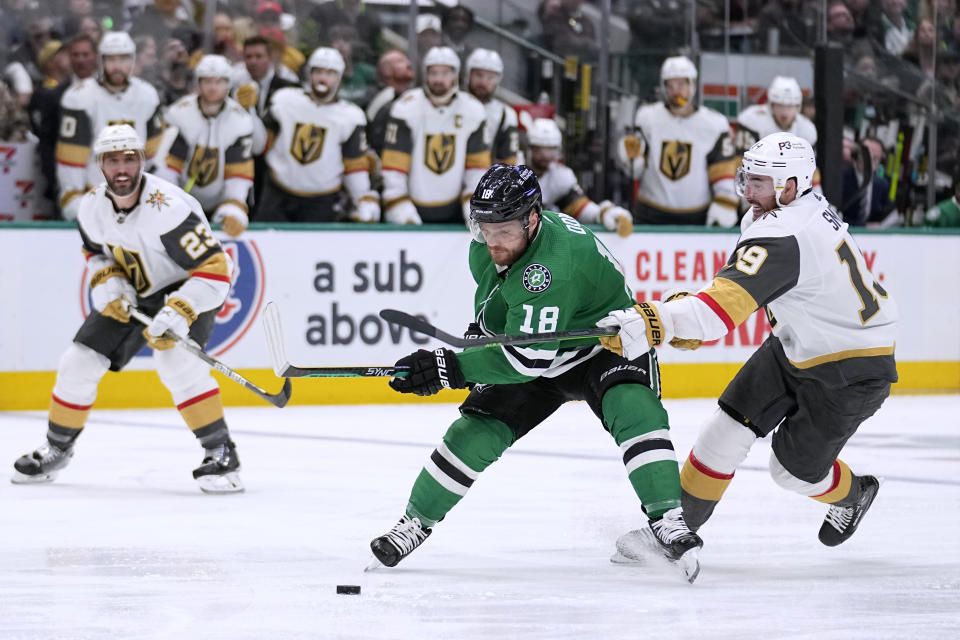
[166,155,185,173]
[635,192,708,214]
[223,159,254,181]
[707,157,739,183]
[342,155,368,173]
[811,459,853,504]
[382,149,412,173]
[357,194,379,204]
[384,195,412,211]
[563,196,590,217]
[788,345,896,370]
[61,188,88,208]
[56,142,90,168]
[465,149,491,170]
[219,198,249,214]
[189,252,231,282]
[269,170,341,197]
[144,133,163,159]
[701,277,758,328]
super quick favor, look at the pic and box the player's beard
[486,241,527,267]
[105,70,128,89]
[312,82,334,102]
[107,171,138,197]
[470,83,492,103]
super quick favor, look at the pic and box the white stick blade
[262,302,291,377]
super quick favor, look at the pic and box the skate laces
[34,443,64,464]
[824,505,853,532]
[385,517,429,554]
[203,443,228,464]
[651,507,693,543]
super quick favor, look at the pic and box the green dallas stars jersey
[456,209,635,384]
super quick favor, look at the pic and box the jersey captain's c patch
[660,140,692,180]
[290,123,327,164]
[522,263,552,292]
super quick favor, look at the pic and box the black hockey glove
[463,322,485,340]
[390,348,468,396]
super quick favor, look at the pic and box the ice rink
[1,394,958,640]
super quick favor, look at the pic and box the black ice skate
[368,515,432,568]
[611,507,703,583]
[818,475,880,547]
[12,442,74,484]
[192,440,243,494]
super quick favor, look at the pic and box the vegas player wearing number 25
[599,132,898,551]
[368,164,704,583]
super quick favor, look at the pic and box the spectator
[416,13,443,59]
[329,24,376,109]
[844,0,884,44]
[133,35,159,88]
[903,18,937,77]
[310,0,384,65]
[539,0,597,61]
[259,47,380,223]
[925,168,960,227]
[841,136,892,226]
[827,1,857,47]
[212,11,242,64]
[257,26,301,81]
[0,76,31,141]
[881,0,913,55]
[158,33,193,105]
[36,39,68,88]
[366,48,414,156]
[1,0,32,49]
[442,4,475,62]
[464,48,521,165]
[66,15,102,43]
[9,15,56,88]
[130,0,198,56]
[757,0,821,54]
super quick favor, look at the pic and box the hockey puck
[336,585,361,595]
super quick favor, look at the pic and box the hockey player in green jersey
[369,164,703,582]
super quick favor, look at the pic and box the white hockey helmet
[767,76,802,106]
[526,118,562,148]
[737,132,815,206]
[195,54,233,80]
[423,46,460,74]
[307,46,345,76]
[99,31,136,57]
[660,55,697,103]
[465,48,503,77]
[94,124,145,196]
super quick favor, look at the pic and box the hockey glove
[390,348,468,396]
[596,302,666,360]
[463,322,486,340]
[143,297,196,351]
[706,199,739,227]
[90,264,136,323]
[599,201,633,237]
[660,291,703,350]
[350,198,381,223]
[236,83,258,110]
[213,204,249,238]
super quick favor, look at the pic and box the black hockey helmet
[469,164,542,227]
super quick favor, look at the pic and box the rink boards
[1,224,957,409]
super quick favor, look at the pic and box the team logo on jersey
[80,239,265,358]
[187,146,220,188]
[146,189,170,210]
[522,263,551,293]
[660,140,692,181]
[424,134,456,174]
[106,243,151,294]
[291,123,326,164]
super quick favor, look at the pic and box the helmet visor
[470,218,527,245]
[735,167,776,199]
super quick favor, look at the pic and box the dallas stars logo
[522,263,551,293]
[146,189,170,210]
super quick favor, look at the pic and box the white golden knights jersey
[670,192,898,386]
[382,88,490,223]
[481,97,520,165]
[77,173,232,313]
[535,161,606,225]
[56,77,164,216]
[159,95,254,218]
[262,88,376,206]
[736,105,818,150]
[632,102,738,222]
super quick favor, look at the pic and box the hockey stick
[127,305,292,408]
[261,302,407,378]
[378,309,617,349]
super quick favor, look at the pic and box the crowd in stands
[1,0,958,229]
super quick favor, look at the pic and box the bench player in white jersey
[56,31,164,220]
[615,56,740,226]
[464,48,521,166]
[13,125,244,494]
[157,55,255,237]
[736,76,818,150]
[259,47,379,223]
[381,46,490,224]
[526,117,633,237]
[600,133,897,548]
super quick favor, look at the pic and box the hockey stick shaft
[127,305,292,408]
[378,309,617,349]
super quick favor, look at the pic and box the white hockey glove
[706,200,739,227]
[385,199,422,225]
[90,264,136,323]
[61,197,83,221]
[212,203,249,237]
[599,201,633,237]
[597,302,669,361]
[144,297,196,351]
[350,198,381,223]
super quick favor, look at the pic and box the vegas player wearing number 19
[12,124,244,494]
[369,164,704,582]
[599,133,898,549]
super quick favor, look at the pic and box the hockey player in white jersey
[14,125,244,494]
[736,76,817,150]
[600,133,897,549]
[465,48,521,166]
[259,47,379,223]
[381,46,490,224]
[615,56,740,226]
[157,55,254,237]
[527,118,632,237]
[56,31,164,220]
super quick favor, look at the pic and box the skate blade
[10,470,58,484]
[677,547,701,584]
[613,528,701,584]
[196,471,244,494]
[363,555,384,572]
[610,550,645,565]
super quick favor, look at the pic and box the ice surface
[2,395,958,639]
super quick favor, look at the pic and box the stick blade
[270,377,292,408]
[262,302,292,377]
